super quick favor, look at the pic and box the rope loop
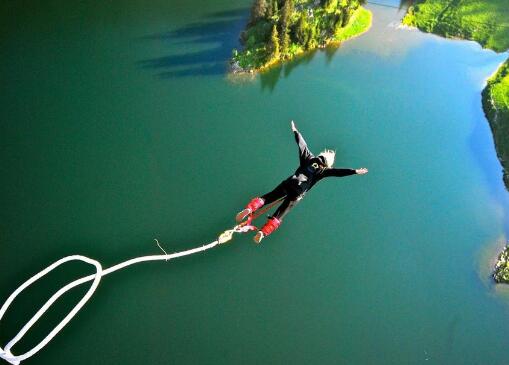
[0,256,103,365]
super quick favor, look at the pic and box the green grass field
[489,64,509,111]
[403,0,509,52]
[334,6,371,42]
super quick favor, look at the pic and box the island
[494,245,509,284]
[230,0,372,73]
[403,0,509,283]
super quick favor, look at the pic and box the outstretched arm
[291,121,313,164]
[321,167,368,178]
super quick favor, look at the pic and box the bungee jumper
[236,121,368,244]
[0,121,368,365]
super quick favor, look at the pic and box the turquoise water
[1,1,509,364]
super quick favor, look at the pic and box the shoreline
[482,60,509,190]
[402,0,509,284]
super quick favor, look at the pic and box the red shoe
[257,217,281,241]
[236,209,251,223]
[236,197,264,222]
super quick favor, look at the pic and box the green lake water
[2,1,509,364]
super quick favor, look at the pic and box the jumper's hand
[356,168,368,175]
[291,120,297,132]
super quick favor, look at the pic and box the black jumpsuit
[261,130,357,220]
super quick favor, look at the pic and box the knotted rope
[0,224,255,365]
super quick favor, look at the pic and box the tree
[280,27,290,57]
[273,0,279,16]
[295,13,309,46]
[266,0,274,18]
[325,0,338,13]
[250,0,268,24]
[280,0,293,30]
[334,10,345,33]
[267,0,280,18]
[286,0,294,16]
[279,0,294,57]
[268,24,280,60]
[306,24,318,49]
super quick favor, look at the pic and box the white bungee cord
[0,224,254,365]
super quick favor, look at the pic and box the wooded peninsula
[230,0,371,73]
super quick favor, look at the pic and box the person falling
[236,121,369,244]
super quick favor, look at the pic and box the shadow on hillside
[138,8,248,78]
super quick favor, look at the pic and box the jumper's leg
[236,183,287,223]
[254,197,299,243]
[253,217,281,243]
[236,197,264,222]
